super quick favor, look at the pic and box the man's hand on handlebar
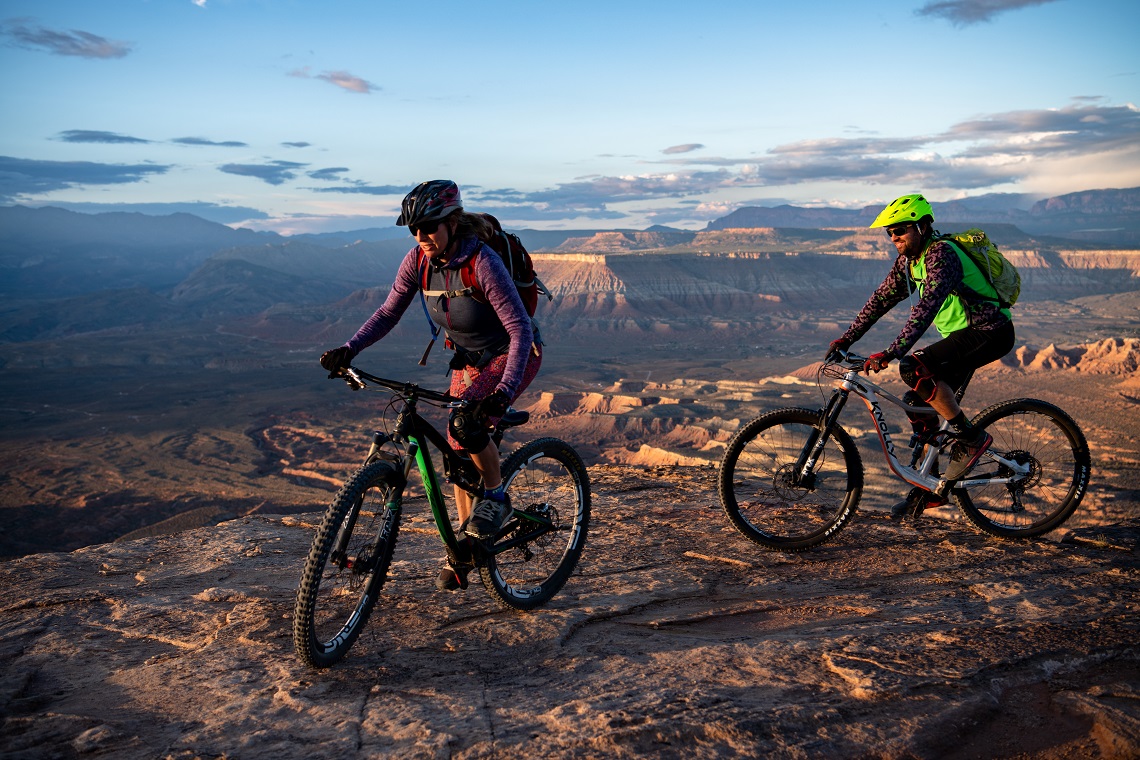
[862,351,891,374]
[824,338,852,363]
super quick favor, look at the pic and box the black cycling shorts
[910,320,1015,392]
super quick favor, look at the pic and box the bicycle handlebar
[830,348,869,369]
[332,366,462,406]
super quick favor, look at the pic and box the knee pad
[448,408,491,452]
[898,354,938,402]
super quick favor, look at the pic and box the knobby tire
[954,398,1091,538]
[719,407,863,551]
[293,460,403,668]
[480,437,590,610]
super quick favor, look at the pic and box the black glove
[863,351,891,373]
[825,338,851,363]
[319,346,354,372]
[475,389,510,418]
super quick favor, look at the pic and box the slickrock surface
[2,465,1138,759]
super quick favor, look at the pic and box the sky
[1,0,1138,234]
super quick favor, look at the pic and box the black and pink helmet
[396,179,462,227]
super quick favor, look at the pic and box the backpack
[937,228,1021,308]
[415,213,551,365]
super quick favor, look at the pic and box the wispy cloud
[57,130,150,144]
[192,0,207,7]
[288,66,378,94]
[308,183,409,195]
[466,103,1140,223]
[282,141,311,148]
[218,160,307,186]
[917,0,1060,26]
[662,144,704,155]
[172,136,248,148]
[307,167,350,181]
[0,19,131,58]
[0,155,169,201]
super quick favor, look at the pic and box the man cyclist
[825,193,1015,516]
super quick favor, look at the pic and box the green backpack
[938,228,1021,308]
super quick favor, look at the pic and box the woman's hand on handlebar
[320,346,355,377]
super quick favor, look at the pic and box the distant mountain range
[2,186,1138,304]
[707,187,1140,243]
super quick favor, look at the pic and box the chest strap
[422,285,476,299]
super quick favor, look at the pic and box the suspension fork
[793,389,850,487]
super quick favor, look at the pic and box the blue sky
[1,0,1138,233]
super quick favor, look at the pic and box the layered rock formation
[1,467,1136,758]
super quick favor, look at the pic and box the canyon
[1,198,1138,757]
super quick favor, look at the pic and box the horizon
[1,1,1138,235]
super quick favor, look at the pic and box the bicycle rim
[293,461,402,668]
[719,407,862,551]
[954,398,1091,538]
[480,438,590,611]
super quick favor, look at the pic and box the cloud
[57,130,150,144]
[192,0,207,7]
[288,66,378,94]
[282,141,311,148]
[218,160,307,186]
[916,0,1060,26]
[0,19,131,58]
[307,167,350,181]
[662,144,704,155]
[464,102,1140,222]
[172,136,248,148]
[464,174,738,222]
[651,103,1140,188]
[307,183,409,195]
[0,155,169,201]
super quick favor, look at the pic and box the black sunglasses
[410,219,442,237]
[885,223,915,238]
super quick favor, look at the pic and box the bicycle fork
[793,390,850,488]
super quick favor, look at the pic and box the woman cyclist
[320,180,542,589]
[826,193,1015,517]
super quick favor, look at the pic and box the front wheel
[719,407,863,551]
[293,460,404,668]
[954,398,1090,538]
[480,438,590,611]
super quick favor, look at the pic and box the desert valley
[1,189,1138,757]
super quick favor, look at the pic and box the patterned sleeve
[473,244,533,397]
[840,256,912,347]
[344,246,422,355]
[885,241,964,358]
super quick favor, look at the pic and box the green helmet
[870,194,933,228]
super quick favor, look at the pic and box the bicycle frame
[807,360,1033,498]
[343,367,555,567]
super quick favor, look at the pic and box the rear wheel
[719,407,863,551]
[954,398,1090,538]
[293,461,403,668]
[480,438,590,610]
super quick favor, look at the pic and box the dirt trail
[2,465,1137,758]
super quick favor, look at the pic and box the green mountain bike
[293,366,590,668]
[719,350,1091,551]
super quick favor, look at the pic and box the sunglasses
[410,219,442,237]
[885,223,915,238]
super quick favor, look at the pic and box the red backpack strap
[460,246,487,302]
[417,247,430,291]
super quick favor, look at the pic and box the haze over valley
[2,188,1139,559]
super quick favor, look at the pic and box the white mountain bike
[718,350,1091,551]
